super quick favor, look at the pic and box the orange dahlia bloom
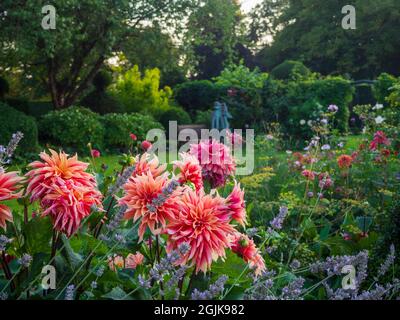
[173,153,203,192]
[26,149,97,202]
[225,182,247,226]
[166,189,235,273]
[41,177,103,237]
[0,168,24,230]
[132,153,166,179]
[231,232,266,276]
[337,155,353,169]
[119,172,180,241]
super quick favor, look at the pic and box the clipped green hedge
[0,102,39,156]
[101,113,164,151]
[39,106,104,154]
[174,80,227,116]
[159,107,191,130]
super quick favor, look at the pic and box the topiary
[270,60,311,81]
[0,102,39,157]
[39,106,104,154]
[101,113,164,151]
[159,107,192,130]
[0,76,10,99]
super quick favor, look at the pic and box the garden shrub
[110,65,172,116]
[194,109,213,126]
[101,113,163,151]
[213,64,268,89]
[159,107,191,130]
[373,73,398,104]
[174,80,226,117]
[0,76,10,99]
[270,60,311,81]
[0,102,39,156]
[81,71,123,115]
[263,76,354,140]
[39,106,104,154]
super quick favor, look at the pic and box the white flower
[337,142,344,148]
[266,134,274,141]
[300,120,306,125]
[286,150,293,155]
[328,105,339,113]
[307,120,313,127]
[375,116,385,124]
[373,103,384,110]
[321,144,331,151]
[321,119,328,125]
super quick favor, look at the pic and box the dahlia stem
[23,203,29,224]
[1,251,15,291]
[155,235,165,300]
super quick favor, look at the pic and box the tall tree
[0,0,196,109]
[185,0,247,79]
[252,0,400,78]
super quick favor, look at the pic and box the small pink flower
[225,181,247,226]
[130,133,137,141]
[141,140,152,151]
[91,149,101,158]
[125,252,144,269]
[108,255,125,272]
[301,170,315,181]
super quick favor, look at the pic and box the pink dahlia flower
[26,149,97,203]
[0,168,24,230]
[173,153,203,192]
[40,177,103,237]
[166,189,235,274]
[119,172,180,241]
[225,181,247,226]
[230,232,266,276]
[132,153,166,179]
[189,140,236,189]
[370,131,391,151]
[125,252,145,269]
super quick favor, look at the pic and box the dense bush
[373,73,398,104]
[0,102,39,155]
[101,113,163,151]
[4,99,53,118]
[263,76,354,140]
[213,64,268,89]
[0,76,10,99]
[39,106,104,153]
[174,80,226,117]
[81,71,123,115]
[110,65,172,116]
[194,109,213,126]
[270,60,311,81]
[159,107,192,130]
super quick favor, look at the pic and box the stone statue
[212,101,232,130]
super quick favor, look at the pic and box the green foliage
[5,99,54,118]
[194,109,213,126]
[39,106,104,153]
[263,76,354,140]
[93,71,113,91]
[214,64,268,89]
[81,91,123,115]
[111,65,172,116]
[0,102,39,155]
[101,113,163,151]
[174,80,226,116]
[270,60,311,81]
[373,73,398,104]
[0,76,10,99]
[254,0,400,79]
[159,107,192,130]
